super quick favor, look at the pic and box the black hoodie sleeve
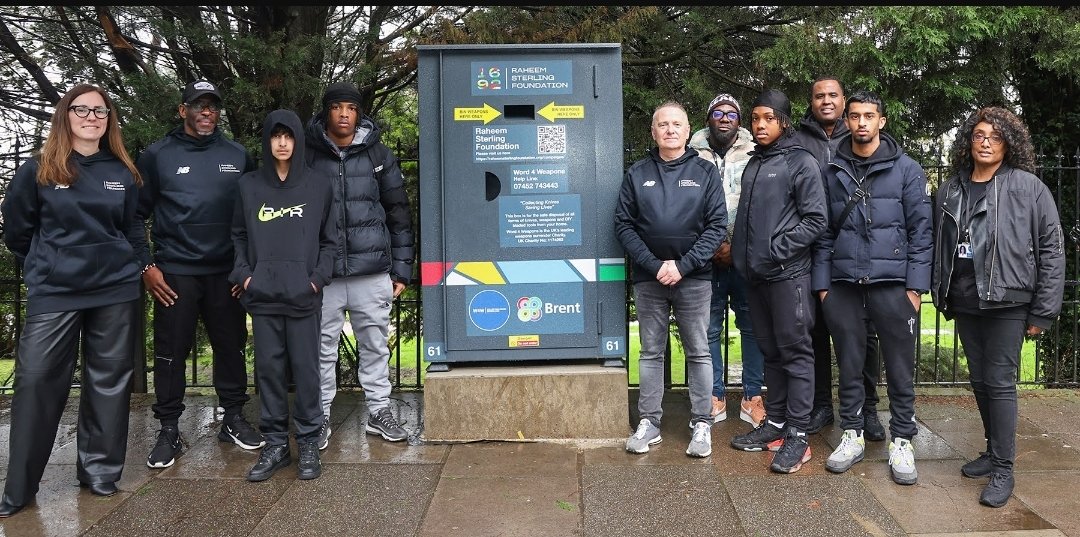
[1,160,41,266]
[312,180,338,289]
[131,146,160,268]
[229,182,253,287]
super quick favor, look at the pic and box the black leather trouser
[1,300,136,507]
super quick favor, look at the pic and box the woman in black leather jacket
[931,106,1065,509]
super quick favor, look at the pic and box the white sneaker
[625,418,662,454]
[826,429,865,473]
[889,437,918,485]
[686,421,712,458]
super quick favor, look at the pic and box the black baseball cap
[182,79,222,103]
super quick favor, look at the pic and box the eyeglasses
[711,110,740,121]
[972,132,1003,146]
[68,105,110,119]
[185,102,220,113]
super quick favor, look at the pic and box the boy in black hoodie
[230,109,338,482]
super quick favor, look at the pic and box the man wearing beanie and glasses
[304,81,414,449]
[688,94,766,428]
[135,79,262,470]
[729,89,827,474]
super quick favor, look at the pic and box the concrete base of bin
[421,363,629,442]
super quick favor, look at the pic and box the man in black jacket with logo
[616,101,727,459]
[134,80,263,469]
[730,89,827,475]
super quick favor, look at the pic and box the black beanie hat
[321,82,363,111]
[751,89,791,118]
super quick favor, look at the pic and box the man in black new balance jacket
[134,80,262,470]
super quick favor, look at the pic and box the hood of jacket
[752,131,807,157]
[797,110,849,142]
[304,112,381,158]
[833,130,903,167]
[259,109,307,187]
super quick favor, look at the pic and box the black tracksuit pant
[151,272,249,424]
[251,312,322,447]
[746,275,816,430]
[812,301,881,411]
[821,282,918,439]
[2,300,137,507]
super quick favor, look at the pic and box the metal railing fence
[1,153,1078,393]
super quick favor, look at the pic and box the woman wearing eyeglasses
[931,106,1065,508]
[0,84,143,517]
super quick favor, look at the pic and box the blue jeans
[634,278,713,426]
[708,265,765,399]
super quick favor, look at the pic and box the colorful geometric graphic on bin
[420,258,625,286]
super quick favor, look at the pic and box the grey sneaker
[686,421,712,457]
[889,437,918,485]
[318,416,332,451]
[826,429,865,473]
[625,418,662,454]
[366,407,408,442]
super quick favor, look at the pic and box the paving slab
[726,474,905,537]
[255,464,440,537]
[418,442,582,536]
[82,477,289,537]
[859,459,1055,534]
[581,463,739,537]
[1011,470,1080,537]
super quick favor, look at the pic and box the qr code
[537,124,566,154]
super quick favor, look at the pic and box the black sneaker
[962,451,993,478]
[297,441,322,480]
[219,414,266,450]
[979,471,1014,508]
[806,405,834,434]
[730,421,784,452]
[366,407,408,442]
[770,428,811,473]
[863,410,886,442]
[247,444,291,482]
[147,425,183,469]
[318,416,332,451]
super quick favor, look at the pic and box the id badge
[957,242,973,259]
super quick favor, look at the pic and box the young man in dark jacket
[134,80,263,469]
[729,89,827,474]
[812,91,932,485]
[231,109,338,481]
[616,101,727,459]
[305,82,415,449]
[793,76,884,440]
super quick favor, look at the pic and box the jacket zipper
[985,174,1000,300]
[938,183,962,301]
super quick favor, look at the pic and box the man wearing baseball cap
[688,93,766,429]
[132,79,262,469]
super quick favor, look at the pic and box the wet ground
[1,388,1079,536]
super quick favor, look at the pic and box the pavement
[1,388,1079,537]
